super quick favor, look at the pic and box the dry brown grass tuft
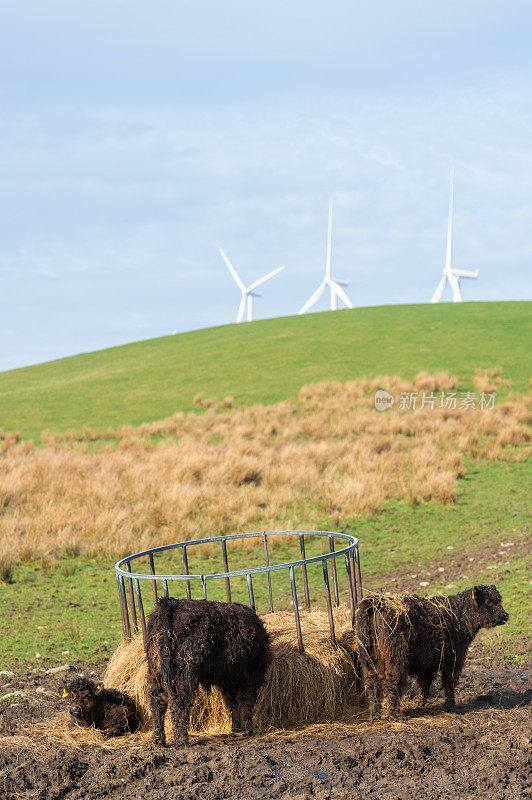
[0,545,15,584]
[414,371,458,392]
[474,367,513,394]
[0,375,529,561]
[103,606,360,737]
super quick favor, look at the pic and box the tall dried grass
[1,375,529,561]
[474,367,513,394]
[103,606,360,735]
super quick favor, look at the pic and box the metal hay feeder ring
[115,530,363,653]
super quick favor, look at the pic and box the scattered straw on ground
[6,702,526,753]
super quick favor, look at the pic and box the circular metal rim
[115,529,358,582]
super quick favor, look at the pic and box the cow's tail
[157,600,175,694]
[355,598,374,670]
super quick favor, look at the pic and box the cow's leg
[220,688,242,734]
[416,670,436,707]
[383,665,407,720]
[441,643,466,713]
[235,685,259,737]
[380,630,409,720]
[362,666,383,723]
[168,676,196,746]
[148,686,168,747]
[441,667,459,712]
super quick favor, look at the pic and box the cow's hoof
[173,736,189,747]
[444,702,456,713]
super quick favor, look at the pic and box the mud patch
[0,661,530,799]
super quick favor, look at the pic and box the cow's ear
[472,586,483,605]
[95,684,102,693]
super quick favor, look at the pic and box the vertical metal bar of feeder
[202,575,207,600]
[345,554,355,622]
[329,535,340,607]
[162,580,169,598]
[263,532,274,613]
[182,546,191,599]
[134,578,147,643]
[299,533,310,610]
[221,539,232,603]
[349,549,358,607]
[247,573,255,612]
[289,566,304,653]
[117,574,131,641]
[355,544,363,600]
[126,561,139,634]
[148,553,158,605]
[322,559,336,646]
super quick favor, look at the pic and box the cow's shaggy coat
[63,677,141,736]
[145,597,272,746]
[355,585,509,720]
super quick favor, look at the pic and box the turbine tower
[219,248,284,323]
[431,168,479,303]
[298,196,353,314]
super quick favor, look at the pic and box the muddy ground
[1,652,530,800]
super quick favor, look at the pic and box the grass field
[0,301,530,672]
[0,301,530,440]
[0,457,529,666]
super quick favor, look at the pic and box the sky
[1,1,531,371]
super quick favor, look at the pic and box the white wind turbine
[431,168,479,303]
[298,196,353,314]
[219,248,285,323]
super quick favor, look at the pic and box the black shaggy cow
[145,597,272,747]
[62,677,141,736]
[355,585,509,721]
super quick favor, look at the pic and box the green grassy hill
[1,301,530,440]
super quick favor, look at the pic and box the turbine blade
[332,278,349,286]
[332,282,353,309]
[298,282,326,315]
[219,248,245,290]
[236,294,246,322]
[247,265,285,292]
[452,269,479,279]
[431,274,447,303]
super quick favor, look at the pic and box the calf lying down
[62,677,141,736]
[355,585,509,720]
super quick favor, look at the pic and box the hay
[1,704,483,753]
[103,605,361,736]
[363,591,461,630]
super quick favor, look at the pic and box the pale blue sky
[1,1,531,371]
